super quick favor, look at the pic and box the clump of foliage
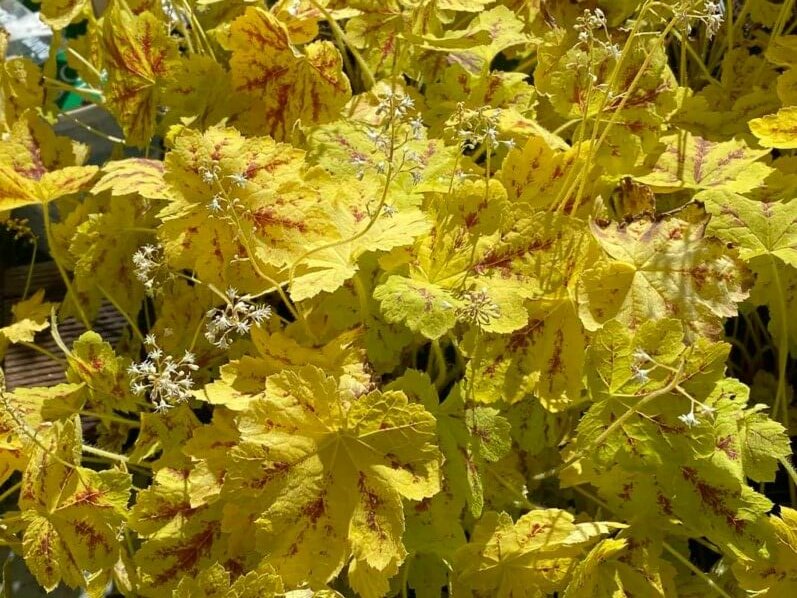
[2,0,797,596]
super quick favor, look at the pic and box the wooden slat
[2,262,128,390]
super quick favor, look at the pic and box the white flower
[678,411,699,428]
[205,289,273,348]
[409,115,425,140]
[631,365,650,384]
[699,404,717,417]
[702,1,724,38]
[457,287,501,328]
[228,173,248,188]
[133,245,168,295]
[200,164,219,185]
[208,195,222,213]
[382,204,398,217]
[128,336,198,411]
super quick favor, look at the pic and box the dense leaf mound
[2,0,797,596]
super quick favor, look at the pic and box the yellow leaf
[0,380,45,486]
[91,158,168,200]
[500,136,586,211]
[0,113,96,210]
[733,508,797,596]
[20,418,131,591]
[453,510,619,596]
[162,54,242,130]
[39,0,90,29]
[227,7,351,139]
[464,298,586,411]
[750,106,797,149]
[173,561,284,598]
[579,209,751,340]
[636,132,773,193]
[157,125,326,293]
[289,200,431,302]
[702,190,797,268]
[1,56,43,131]
[198,366,441,588]
[102,6,179,147]
[0,289,55,346]
[407,6,533,74]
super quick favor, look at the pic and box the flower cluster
[631,347,652,384]
[701,1,725,38]
[633,346,717,428]
[132,244,168,295]
[456,287,501,328]
[676,0,726,38]
[573,7,621,65]
[198,162,249,219]
[127,335,198,412]
[445,104,516,154]
[349,88,427,186]
[204,287,272,349]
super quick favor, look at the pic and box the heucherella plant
[2,0,797,596]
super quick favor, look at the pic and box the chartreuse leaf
[387,371,510,518]
[289,189,431,302]
[0,113,97,210]
[500,135,589,211]
[39,0,90,30]
[225,7,351,139]
[133,501,227,596]
[563,533,676,597]
[173,561,284,598]
[733,508,797,596]
[0,289,55,357]
[0,379,46,486]
[579,207,750,340]
[535,29,675,171]
[91,158,169,200]
[20,417,131,592]
[202,327,370,411]
[407,6,532,74]
[423,63,536,138]
[374,275,461,340]
[702,189,797,356]
[128,403,202,470]
[157,124,324,292]
[749,258,797,357]
[162,54,242,130]
[674,48,781,142]
[66,331,139,414]
[453,509,622,597]
[65,194,156,322]
[462,213,597,410]
[635,133,773,194]
[0,51,43,132]
[702,190,797,268]
[750,106,797,149]
[102,5,178,147]
[568,320,788,559]
[188,366,441,595]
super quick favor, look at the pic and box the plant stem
[42,203,91,330]
[662,543,734,598]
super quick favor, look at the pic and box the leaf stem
[309,0,376,90]
[42,203,91,330]
[662,542,734,598]
[533,358,684,481]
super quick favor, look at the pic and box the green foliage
[1,0,797,596]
